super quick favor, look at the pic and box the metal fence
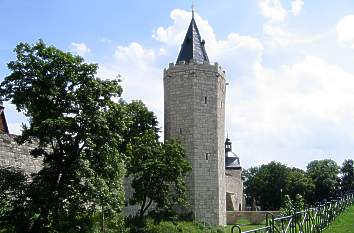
[231,192,354,233]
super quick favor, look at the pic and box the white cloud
[152,9,261,66]
[152,9,190,46]
[226,54,354,168]
[262,22,323,47]
[291,0,304,16]
[257,0,314,48]
[337,15,354,48]
[152,9,216,49]
[114,42,156,69]
[69,42,91,57]
[5,6,353,169]
[98,42,163,129]
[263,22,293,47]
[98,8,354,169]
[258,0,287,22]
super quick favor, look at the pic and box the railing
[231,192,354,233]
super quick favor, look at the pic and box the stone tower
[164,11,226,225]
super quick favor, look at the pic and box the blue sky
[2,0,354,169]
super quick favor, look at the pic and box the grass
[224,224,265,233]
[323,204,354,233]
[143,217,265,233]
[144,219,225,233]
[224,216,266,233]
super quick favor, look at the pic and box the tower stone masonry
[163,11,227,225]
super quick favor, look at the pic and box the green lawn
[224,224,265,233]
[323,204,354,233]
[224,217,266,233]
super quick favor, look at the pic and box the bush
[125,216,224,233]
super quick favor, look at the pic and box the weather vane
[191,1,195,18]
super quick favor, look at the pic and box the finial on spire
[191,1,195,19]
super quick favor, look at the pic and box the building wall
[227,211,280,225]
[0,133,41,174]
[226,169,244,211]
[164,60,226,225]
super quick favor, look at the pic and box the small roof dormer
[176,9,209,64]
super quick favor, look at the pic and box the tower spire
[176,6,209,64]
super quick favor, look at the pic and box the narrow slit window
[205,153,209,160]
[204,96,208,104]
[179,128,182,134]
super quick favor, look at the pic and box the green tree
[280,194,304,216]
[244,162,315,210]
[340,159,354,192]
[286,168,315,203]
[123,100,159,144]
[293,194,305,212]
[0,40,126,233]
[126,130,191,221]
[280,195,293,216]
[242,167,259,210]
[244,162,290,210]
[306,159,340,202]
[0,167,28,232]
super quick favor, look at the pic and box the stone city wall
[227,211,281,225]
[0,133,42,174]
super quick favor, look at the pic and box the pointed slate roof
[176,12,209,64]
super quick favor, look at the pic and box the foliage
[143,219,224,233]
[286,168,315,203]
[123,100,159,146]
[280,194,305,216]
[242,167,259,209]
[0,40,126,232]
[340,159,354,192]
[306,159,340,202]
[244,162,290,210]
[126,130,191,220]
[280,195,294,216]
[244,159,343,210]
[244,162,315,210]
[293,194,305,212]
[0,167,28,232]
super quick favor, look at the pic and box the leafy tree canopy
[243,162,315,210]
[340,159,354,192]
[126,129,191,221]
[0,40,126,232]
[0,40,192,232]
[306,159,340,202]
[243,161,291,210]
